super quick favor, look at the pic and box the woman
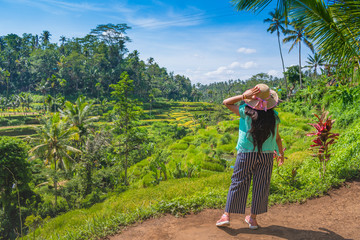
[216,84,284,229]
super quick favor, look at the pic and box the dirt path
[108,178,360,240]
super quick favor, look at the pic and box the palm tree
[61,96,98,146]
[9,95,20,112]
[291,0,360,70]
[18,92,26,114]
[40,30,51,46]
[306,53,325,77]
[283,22,314,88]
[59,36,67,46]
[0,96,7,113]
[264,9,289,98]
[233,0,360,72]
[232,0,290,20]
[23,93,33,113]
[29,113,80,209]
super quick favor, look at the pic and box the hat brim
[244,89,279,110]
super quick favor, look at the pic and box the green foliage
[0,136,31,239]
[171,162,187,179]
[328,123,360,180]
[0,26,193,102]
[36,197,69,218]
[219,132,232,144]
[80,190,102,208]
[110,72,150,185]
[201,161,225,172]
[285,65,301,88]
[29,113,80,212]
[169,142,189,150]
[29,113,80,172]
[61,95,98,142]
[0,136,30,212]
[0,209,12,240]
[24,214,48,240]
[141,173,157,188]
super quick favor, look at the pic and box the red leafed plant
[307,111,339,178]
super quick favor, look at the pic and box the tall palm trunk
[277,30,288,98]
[299,42,302,89]
[124,139,128,185]
[124,91,129,186]
[54,158,57,211]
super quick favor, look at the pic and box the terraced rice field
[0,102,216,138]
[140,102,215,130]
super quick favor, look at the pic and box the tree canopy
[0,24,193,101]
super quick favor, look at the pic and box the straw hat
[244,84,279,111]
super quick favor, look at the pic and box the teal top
[236,104,280,153]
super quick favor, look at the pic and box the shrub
[217,144,235,153]
[171,162,187,179]
[37,198,68,218]
[201,162,225,172]
[142,173,157,188]
[168,142,188,150]
[307,112,339,178]
[219,132,232,145]
[329,124,360,180]
[80,190,102,208]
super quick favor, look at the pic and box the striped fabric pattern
[225,152,274,215]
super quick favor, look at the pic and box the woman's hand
[243,86,260,99]
[277,155,284,166]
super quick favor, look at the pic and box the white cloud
[128,17,202,29]
[229,61,242,69]
[205,61,257,77]
[241,61,257,69]
[205,66,227,76]
[267,70,282,77]
[237,47,256,54]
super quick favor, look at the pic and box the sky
[0,0,312,85]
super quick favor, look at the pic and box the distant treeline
[0,23,289,104]
[0,24,192,101]
[196,73,284,103]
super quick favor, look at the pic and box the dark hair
[245,105,277,153]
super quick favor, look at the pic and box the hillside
[21,100,360,239]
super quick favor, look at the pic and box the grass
[25,172,231,240]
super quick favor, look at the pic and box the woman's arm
[275,125,285,166]
[222,86,260,116]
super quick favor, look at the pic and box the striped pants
[225,152,274,215]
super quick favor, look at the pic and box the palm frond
[291,0,360,65]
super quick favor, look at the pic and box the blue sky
[0,0,312,85]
